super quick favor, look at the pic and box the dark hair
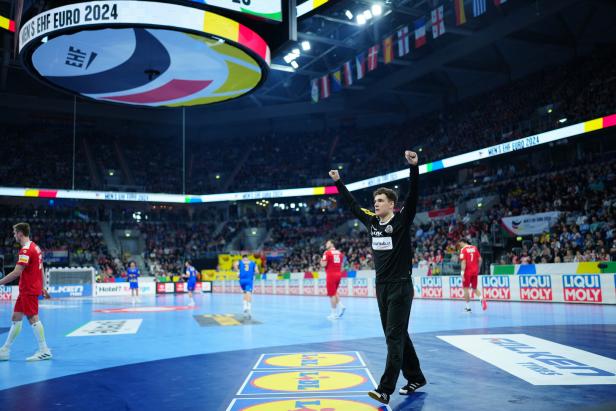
[326,239,335,246]
[13,222,30,237]
[242,254,248,258]
[459,238,469,245]
[373,188,397,203]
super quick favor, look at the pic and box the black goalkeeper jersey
[335,165,419,283]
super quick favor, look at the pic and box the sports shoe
[481,298,488,311]
[244,310,252,320]
[26,349,52,361]
[337,306,346,318]
[326,314,338,321]
[464,307,472,313]
[0,346,10,361]
[188,300,196,307]
[399,380,427,395]
[368,388,390,404]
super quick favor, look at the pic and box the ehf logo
[65,46,97,70]
[420,277,442,298]
[352,278,368,297]
[519,275,552,301]
[482,276,511,300]
[563,275,602,303]
[449,276,465,299]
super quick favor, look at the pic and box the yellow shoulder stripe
[360,208,376,216]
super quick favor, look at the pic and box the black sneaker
[464,307,472,313]
[368,388,390,404]
[399,380,427,395]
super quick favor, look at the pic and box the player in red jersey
[459,238,486,312]
[0,223,52,361]
[321,240,346,320]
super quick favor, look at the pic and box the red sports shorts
[463,271,479,289]
[326,272,342,297]
[14,293,39,316]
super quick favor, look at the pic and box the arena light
[363,10,373,20]
[301,41,311,51]
[371,4,383,16]
[345,10,354,20]
[559,118,568,123]
[290,61,299,69]
[357,14,367,25]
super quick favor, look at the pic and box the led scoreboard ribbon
[0,114,613,203]
[19,1,271,107]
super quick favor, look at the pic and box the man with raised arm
[329,151,426,405]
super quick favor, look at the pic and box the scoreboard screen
[195,0,333,22]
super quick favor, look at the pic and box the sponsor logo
[262,353,358,369]
[385,225,393,234]
[449,276,465,299]
[95,306,195,313]
[420,277,443,298]
[18,254,30,264]
[370,226,383,237]
[48,284,91,297]
[228,397,381,411]
[68,319,142,337]
[0,285,12,301]
[212,282,223,293]
[563,275,602,303]
[289,279,300,295]
[303,279,316,295]
[371,237,393,250]
[249,370,369,393]
[275,281,286,295]
[519,275,553,301]
[482,276,511,300]
[352,278,369,297]
[439,334,616,385]
[317,279,327,296]
[338,278,349,297]
[264,280,274,294]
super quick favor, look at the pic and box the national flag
[431,5,445,39]
[331,70,342,92]
[342,61,353,87]
[494,0,507,5]
[473,0,487,16]
[414,17,427,48]
[383,36,394,64]
[0,15,15,32]
[310,79,319,103]
[397,26,410,57]
[320,75,330,99]
[355,52,366,80]
[367,45,379,71]
[454,0,467,25]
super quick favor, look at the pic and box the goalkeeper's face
[374,194,394,218]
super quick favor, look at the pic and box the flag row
[311,0,508,102]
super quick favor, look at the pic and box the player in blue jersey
[184,261,198,306]
[235,255,259,319]
[127,261,140,300]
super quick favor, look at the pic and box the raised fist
[405,150,418,166]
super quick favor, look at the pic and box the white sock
[465,302,470,309]
[338,302,345,310]
[3,321,22,349]
[330,308,337,316]
[247,302,251,310]
[31,321,48,351]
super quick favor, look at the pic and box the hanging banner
[500,211,561,236]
